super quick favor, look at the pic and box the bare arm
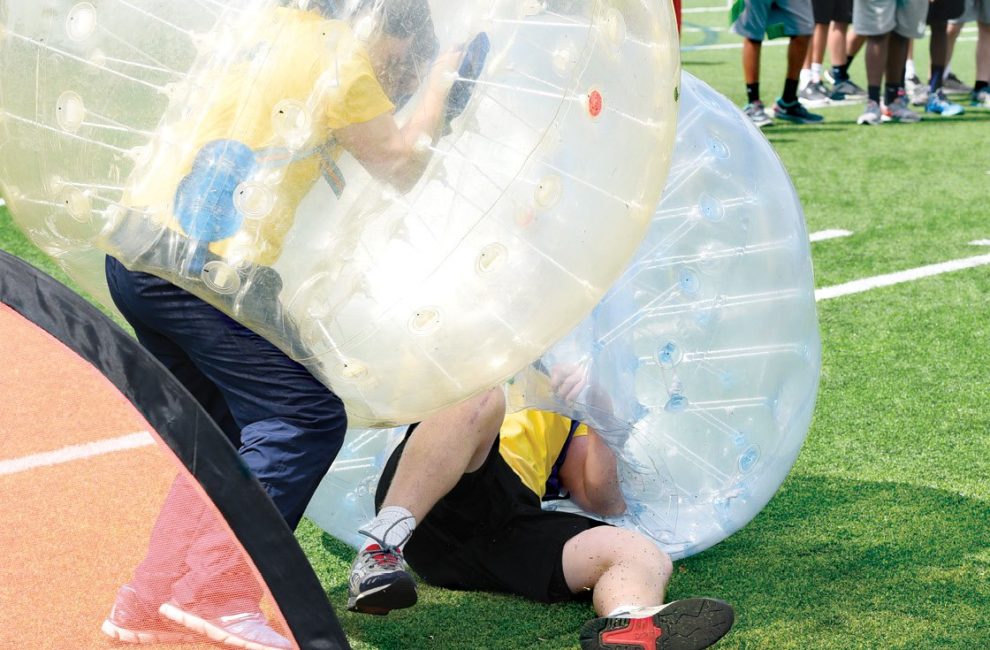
[558,428,626,517]
[333,50,459,193]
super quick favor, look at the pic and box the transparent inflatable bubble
[306,73,821,559]
[0,0,680,426]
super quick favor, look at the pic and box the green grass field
[2,4,989,647]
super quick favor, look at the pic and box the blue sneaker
[773,98,824,124]
[926,89,965,116]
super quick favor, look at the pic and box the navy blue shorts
[105,255,347,528]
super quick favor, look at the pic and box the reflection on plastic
[307,73,821,560]
[0,0,681,426]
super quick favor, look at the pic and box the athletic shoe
[882,94,921,123]
[857,100,882,125]
[972,88,990,108]
[773,98,824,124]
[743,100,773,127]
[580,598,735,650]
[943,72,973,94]
[159,601,291,650]
[831,79,867,100]
[905,75,929,106]
[926,89,965,116]
[100,585,200,644]
[347,542,418,615]
[798,81,831,107]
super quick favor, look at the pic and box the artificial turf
[2,2,989,646]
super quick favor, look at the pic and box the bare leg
[865,34,889,87]
[848,28,867,59]
[978,22,990,82]
[887,32,910,88]
[743,37,762,85]
[788,34,812,79]
[562,527,673,615]
[377,388,505,522]
[813,23,829,65]
[829,21,849,66]
[930,20,949,90]
[945,21,964,69]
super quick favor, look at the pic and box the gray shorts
[731,0,815,40]
[853,0,929,37]
[950,0,990,23]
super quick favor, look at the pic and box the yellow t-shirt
[125,8,394,266]
[498,409,589,499]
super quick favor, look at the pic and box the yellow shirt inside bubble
[498,409,589,499]
[125,8,394,267]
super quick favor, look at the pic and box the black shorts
[812,0,853,24]
[928,0,966,22]
[375,425,609,603]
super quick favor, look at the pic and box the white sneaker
[159,601,292,650]
[857,100,882,125]
[743,100,774,127]
[882,94,921,123]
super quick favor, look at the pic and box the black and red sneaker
[579,598,735,650]
[346,543,418,616]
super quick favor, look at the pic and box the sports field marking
[816,253,990,301]
[810,229,852,243]
[0,198,6,207]
[970,239,990,246]
[0,431,153,476]
[683,35,977,52]
[683,6,732,13]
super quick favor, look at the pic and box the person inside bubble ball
[347,385,736,650]
[100,2,484,648]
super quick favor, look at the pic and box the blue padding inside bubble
[174,139,256,242]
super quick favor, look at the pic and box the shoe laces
[357,516,415,569]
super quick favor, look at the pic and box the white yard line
[969,240,990,247]
[683,6,732,13]
[816,254,990,301]
[2,253,989,472]
[810,229,852,243]
[683,35,976,52]
[0,431,154,476]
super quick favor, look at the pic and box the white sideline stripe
[810,229,852,243]
[970,240,990,246]
[0,431,154,476]
[816,254,990,301]
[683,6,731,13]
[683,35,976,52]
[3,259,990,471]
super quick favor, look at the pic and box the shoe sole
[926,108,965,117]
[857,116,881,125]
[101,618,200,645]
[158,603,288,650]
[347,574,418,616]
[797,97,831,108]
[774,114,823,125]
[579,598,735,650]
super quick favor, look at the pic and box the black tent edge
[0,249,348,650]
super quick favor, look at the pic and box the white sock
[945,63,953,77]
[799,68,812,87]
[811,62,823,84]
[359,506,416,552]
[905,58,916,80]
[606,603,667,619]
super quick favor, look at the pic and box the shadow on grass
[300,474,990,649]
